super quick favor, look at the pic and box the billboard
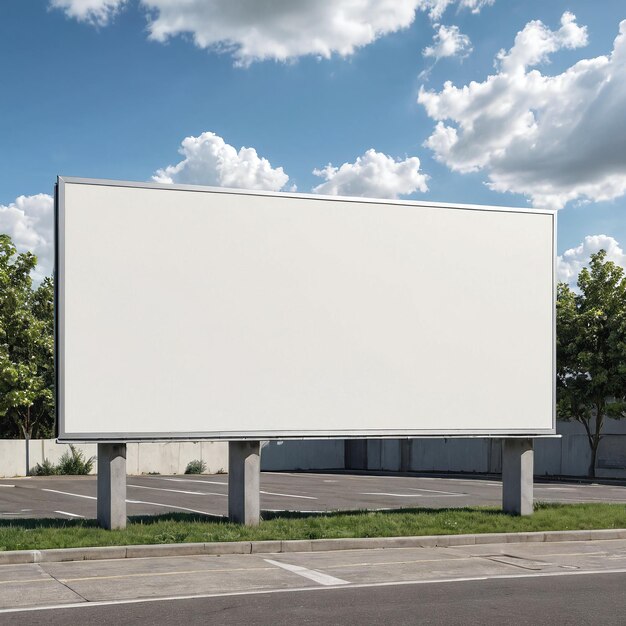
[56,177,555,441]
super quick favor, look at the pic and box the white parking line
[125,499,221,517]
[54,511,84,519]
[537,495,626,503]
[128,485,227,497]
[264,559,349,586]
[406,488,465,495]
[360,492,464,498]
[42,487,221,516]
[420,479,501,487]
[42,489,96,500]
[263,509,327,514]
[0,485,15,488]
[158,478,227,486]
[260,490,317,500]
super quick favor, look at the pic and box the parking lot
[1,472,626,520]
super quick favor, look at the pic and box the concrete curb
[2,528,626,565]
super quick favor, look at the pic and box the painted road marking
[406,487,465,495]
[159,478,227,486]
[128,484,227,497]
[0,485,15,488]
[263,509,326,514]
[538,496,626,503]
[54,511,85,519]
[260,490,317,500]
[360,492,464,498]
[2,568,626,614]
[265,559,349,586]
[42,489,96,500]
[126,499,220,517]
[42,488,221,516]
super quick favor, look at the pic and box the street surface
[0,539,625,622]
[1,472,625,520]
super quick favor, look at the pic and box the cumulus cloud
[418,13,626,210]
[557,235,626,288]
[50,0,127,26]
[0,194,54,282]
[423,24,472,60]
[312,149,429,198]
[421,0,494,22]
[143,0,420,65]
[52,0,493,64]
[153,131,290,191]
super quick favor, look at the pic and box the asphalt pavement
[1,472,626,520]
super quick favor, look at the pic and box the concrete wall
[0,419,624,478]
[260,440,344,471]
[351,419,626,479]
[0,440,228,478]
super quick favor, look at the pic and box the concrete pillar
[502,438,534,516]
[228,440,260,526]
[97,443,127,529]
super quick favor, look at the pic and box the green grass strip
[0,503,624,552]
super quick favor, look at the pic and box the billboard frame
[55,176,557,442]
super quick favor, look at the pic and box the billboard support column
[502,438,534,515]
[97,442,127,529]
[228,441,260,525]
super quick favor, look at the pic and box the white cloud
[423,24,472,60]
[50,0,127,26]
[0,194,54,282]
[557,235,626,287]
[143,0,420,65]
[417,13,626,210]
[312,149,429,198]
[496,11,588,74]
[421,0,494,22]
[153,131,290,191]
[52,0,493,64]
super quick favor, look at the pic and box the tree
[556,249,626,477]
[0,235,55,445]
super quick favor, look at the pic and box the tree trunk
[588,403,605,479]
[578,418,595,478]
[589,439,598,478]
[20,424,30,476]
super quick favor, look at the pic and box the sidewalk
[1,533,626,613]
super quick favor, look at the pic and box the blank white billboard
[56,177,555,441]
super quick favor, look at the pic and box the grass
[0,503,624,552]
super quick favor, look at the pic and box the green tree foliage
[0,235,54,439]
[556,250,626,477]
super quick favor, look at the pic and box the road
[1,472,625,520]
[1,539,625,622]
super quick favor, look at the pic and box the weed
[185,459,207,475]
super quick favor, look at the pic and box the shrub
[57,444,95,475]
[185,459,206,474]
[31,458,58,476]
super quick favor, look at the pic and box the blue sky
[1,0,625,282]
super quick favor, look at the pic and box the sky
[1,0,625,284]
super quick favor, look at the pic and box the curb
[2,528,626,565]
